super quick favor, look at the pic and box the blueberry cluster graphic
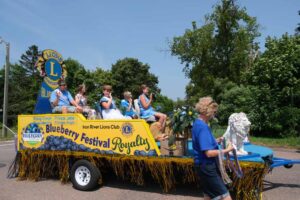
[134,150,158,156]
[24,123,43,134]
[36,135,110,154]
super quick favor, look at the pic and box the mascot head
[228,112,251,139]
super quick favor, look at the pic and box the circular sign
[21,123,44,148]
[45,58,63,80]
[121,123,134,137]
[35,49,67,79]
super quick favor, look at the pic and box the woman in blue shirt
[192,97,233,200]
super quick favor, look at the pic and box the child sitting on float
[121,91,138,119]
[100,85,130,119]
[75,84,97,119]
[138,84,168,140]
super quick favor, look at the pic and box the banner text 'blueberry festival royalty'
[18,114,160,156]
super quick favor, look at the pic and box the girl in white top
[100,85,130,119]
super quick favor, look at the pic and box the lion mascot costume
[223,112,251,155]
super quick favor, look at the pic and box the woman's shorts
[52,106,76,113]
[195,162,229,200]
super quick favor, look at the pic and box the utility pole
[0,37,10,138]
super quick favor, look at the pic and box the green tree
[296,10,300,35]
[64,58,110,104]
[2,47,170,126]
[5,63,36,125]
[19,45,41,99]
[152,94,174,114]
[216,82,253,124]
[64,58,88,94]
[89,67,113,103]
[246,34,300,137]
[19,45,39,77]
[2,45,42,125]
[0,45,41,126]
[110,58,159,99]
[170,0,260,99]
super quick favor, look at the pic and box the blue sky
[0,0,299,100]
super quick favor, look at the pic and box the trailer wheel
[284,164,293,169]
[70,159,101,191]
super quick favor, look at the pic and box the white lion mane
[223,112,251,155]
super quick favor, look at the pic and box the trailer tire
[70,159,101,191]
[284,164,293,169]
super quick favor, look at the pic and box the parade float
[8,50,300,200]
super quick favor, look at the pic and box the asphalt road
[0,141,299,200]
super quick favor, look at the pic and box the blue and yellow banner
[18,114,161,156]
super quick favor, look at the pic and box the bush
[217,84,253,125]
[244,34,300,137]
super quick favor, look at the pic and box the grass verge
[0,127,17,141]
[250,136,300,149]
[212,127,300,149]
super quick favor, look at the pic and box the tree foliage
[0,45,41,125]
[19,45,39,77]
[246,34,300,137]
[2,50,169,127]
[111,58,159,99]
[170,0,300,137]
[64,58,89,94]
[296,10,300,35]
[152,94,174,114]
[62,57,163,107]
[3,0,299,139]
[171,0,260,99]
[217,82,253,125]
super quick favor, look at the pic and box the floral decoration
[170,106,198,134]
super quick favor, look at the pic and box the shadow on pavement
[263,180,300,192]
[103,178,203,197]
[0,163,6,168]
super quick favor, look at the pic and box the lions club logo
[121,123,134,137]
[35,49,67,95]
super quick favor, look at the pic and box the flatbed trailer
[8,113,299,200]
